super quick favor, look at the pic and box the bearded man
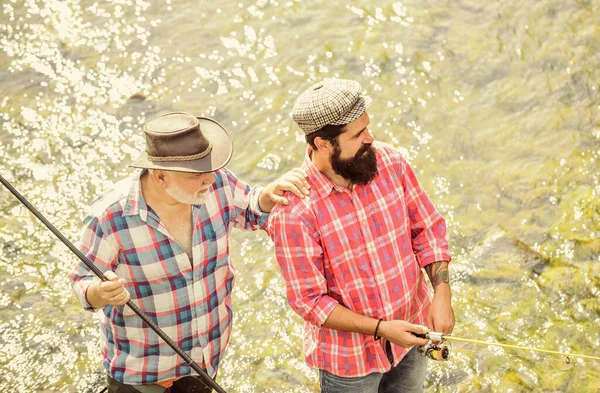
[268,79,454,393]
[69,112,309,393]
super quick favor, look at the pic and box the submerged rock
[466,227,550,286]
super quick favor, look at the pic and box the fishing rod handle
[412,331,446,342]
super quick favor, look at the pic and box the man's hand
[258,168,310,212]
[427,286,455,334]
[424,261,454,334]
[87,271,130,308]
[378,320,430,348]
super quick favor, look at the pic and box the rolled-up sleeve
[224,168,269,231]
[400,157,452,267]
[68,214,118,311]
[268,206,338,327]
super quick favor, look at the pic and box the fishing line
[439,343,600,370]
[445,336,600,363]
[421,332,600,364]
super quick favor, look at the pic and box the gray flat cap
[292,78,372,135]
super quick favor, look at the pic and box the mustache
[193,185,212,200]
[356,144,373,157]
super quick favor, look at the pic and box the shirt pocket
[199,219,229,266]
[205,219,227,241]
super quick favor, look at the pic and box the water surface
[1,0,599,392]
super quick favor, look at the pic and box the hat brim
[129,117,233,173]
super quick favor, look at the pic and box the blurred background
[0,0,599,391]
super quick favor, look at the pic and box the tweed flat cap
[292,78,372,135]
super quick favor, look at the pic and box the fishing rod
[414,331,600,364]
[0,174,227,393]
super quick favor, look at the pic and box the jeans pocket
[319,369,381,393]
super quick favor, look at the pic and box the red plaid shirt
[268,142,451,377]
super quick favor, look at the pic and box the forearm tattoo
[425,262,450,288]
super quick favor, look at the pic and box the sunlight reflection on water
[1,0,599,391]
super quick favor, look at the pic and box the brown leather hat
[129,112,233,173]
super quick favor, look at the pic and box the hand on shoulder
[259,168,310,211]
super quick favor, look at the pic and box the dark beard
[330,143,378,186]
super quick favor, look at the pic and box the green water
[0,0,599,392]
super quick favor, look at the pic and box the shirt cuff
[75,278,99,312]
[417,250,452,268]
[311,295,339,328]
[250,186,270,229]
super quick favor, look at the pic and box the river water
[0,0,599,392]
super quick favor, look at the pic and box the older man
[268,79,454,393]
[69,112,309,393]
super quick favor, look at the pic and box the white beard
[165,181,208,205]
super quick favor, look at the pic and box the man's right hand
[87,271,130,308]
[378,320,430,348]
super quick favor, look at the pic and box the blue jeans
[319,345,427,393]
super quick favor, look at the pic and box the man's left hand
[427,286,455,334]
[259,168,310,212]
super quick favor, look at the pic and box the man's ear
[314,137,333,155]
[150,169,168,186]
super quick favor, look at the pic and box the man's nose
[363,129,375,144]
[203,173,216,185]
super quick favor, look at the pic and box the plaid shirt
[69,168,268,384]
[268,142,451,377]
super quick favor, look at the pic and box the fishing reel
[414,332,451,361]
[418,340,450,361]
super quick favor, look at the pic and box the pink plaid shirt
[268,142,451,377]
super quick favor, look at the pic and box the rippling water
[1,0,599,392]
